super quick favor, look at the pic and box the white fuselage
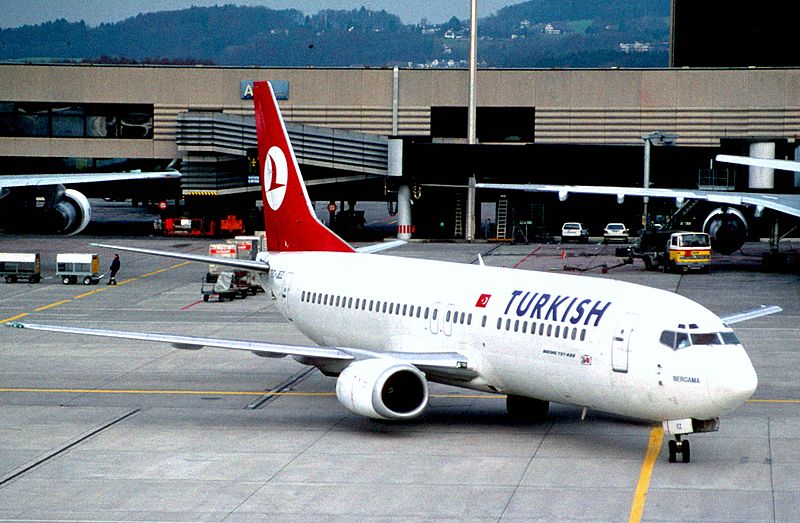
[265,251,757,422]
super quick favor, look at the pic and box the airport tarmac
[0,233,798,522]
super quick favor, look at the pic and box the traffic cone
[560,249,566,259]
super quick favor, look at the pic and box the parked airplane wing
[475,182,800,219]
[0,171,180,188]
[6,322,352,360]
[6,322,477,380]
[720,305,783,325]
[716,154,800,173]
[91,242,270,272]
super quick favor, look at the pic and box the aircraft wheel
[668,439,677,463]
[681,440,691,463]
[506,395,549,423]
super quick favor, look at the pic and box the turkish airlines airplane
[8,82,782,463]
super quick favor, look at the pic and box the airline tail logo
[264,146,288,211]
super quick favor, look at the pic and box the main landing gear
[668,435,691,463]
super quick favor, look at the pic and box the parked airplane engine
[45,188,92,235]
[336,358,428,420]
[702,207,748,255]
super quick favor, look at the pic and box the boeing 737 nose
[709,351,758,412]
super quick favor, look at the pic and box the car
[603,222,629,243]
[561,222,589,243]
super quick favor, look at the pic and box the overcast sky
[1,1,521,28]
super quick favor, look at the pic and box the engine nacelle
[48,189,92,235]
[702,207,748,255]
[336,359,428,420]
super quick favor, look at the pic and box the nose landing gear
[668,435,691,463]
[664,417,718,463]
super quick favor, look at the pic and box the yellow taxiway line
[1,261,191,324]
[629,425,664,523]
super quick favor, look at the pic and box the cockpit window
[720,331,740,345]
[691,333,721,345]
[659,330,740,350]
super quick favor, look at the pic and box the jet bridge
[175,112,395,196]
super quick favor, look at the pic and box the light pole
[642,131,678,229]
[465,0,478,242]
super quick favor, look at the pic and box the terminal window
[0,102,154,139]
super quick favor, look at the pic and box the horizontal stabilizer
[721,305,783,324]
[91,243,270,272]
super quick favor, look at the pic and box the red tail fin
[253,81,354,253]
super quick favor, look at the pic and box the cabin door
[611,313,638,373]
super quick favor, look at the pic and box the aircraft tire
[681,440,690,463]
[506,395,549,423]
[668,439,677,462]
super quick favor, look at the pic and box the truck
[0,252,41,283]
[617,230,711,273]
[56,253,102,284]
[159,214,245,238]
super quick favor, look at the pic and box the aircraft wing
[6,322,478,380]
[720,305,783,325]
[716,154,800,173]
[475,182,800,219]
[91,243,270,272]
[0,171,180,188]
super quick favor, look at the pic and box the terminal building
[1,63,799,239]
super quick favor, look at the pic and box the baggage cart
[56,253,101,285]
[0,252,41,283]
[201,271,257,302]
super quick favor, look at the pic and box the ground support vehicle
[56,253,102,284]
[201,271,259,302]
[617,231,711,273]
[0,252,41,283]
[160,214,245,238]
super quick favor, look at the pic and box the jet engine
[336,358,428,420]
[43,187,92,235]
[702,207,748,255]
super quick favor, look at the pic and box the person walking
[108,254,120,285]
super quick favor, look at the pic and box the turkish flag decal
[475,294,491,308]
